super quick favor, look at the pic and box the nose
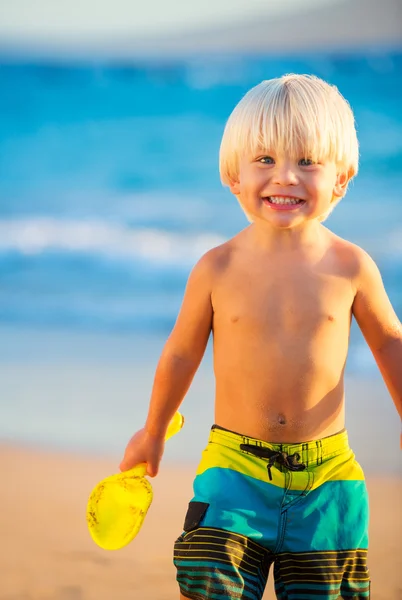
[271,161,299,186]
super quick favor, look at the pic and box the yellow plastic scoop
[86,412,184,550]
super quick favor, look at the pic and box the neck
[248,220,326,253]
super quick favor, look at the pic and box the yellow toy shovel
[86,412,184,550]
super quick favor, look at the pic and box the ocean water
[1,52,402,374]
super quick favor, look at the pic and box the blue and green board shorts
[174,425,370,599]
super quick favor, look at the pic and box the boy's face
[230,151,349,229]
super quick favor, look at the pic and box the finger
[146,464,156,477]
[147,459,159,477]
[119,455,135,472]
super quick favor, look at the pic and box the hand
[119,428,165,477]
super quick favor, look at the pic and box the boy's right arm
[119,251,215,475]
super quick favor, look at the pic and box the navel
[277,414,287,426]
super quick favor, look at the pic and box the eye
[299,158,316,166]
[258,156,275,164]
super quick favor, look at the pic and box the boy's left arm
[352,248,402,438]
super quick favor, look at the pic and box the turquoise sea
[0,51,401,470]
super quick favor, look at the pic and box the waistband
[209,424,350,468]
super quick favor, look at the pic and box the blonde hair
[219,74,359,221]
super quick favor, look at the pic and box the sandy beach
[0,443,400,600]
[0,326,401,597]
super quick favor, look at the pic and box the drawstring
[240,443,307,481]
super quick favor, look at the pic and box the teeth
[268,196,303,205]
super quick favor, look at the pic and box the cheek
[241,169,265,189]
[308,175,335,197]
[237,177,252,194]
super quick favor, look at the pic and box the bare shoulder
[325,231,402,348]
[325,233,401,344]
[324,229,378,289]
[194,229,247,277]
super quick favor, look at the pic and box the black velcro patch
[183,501,209,532]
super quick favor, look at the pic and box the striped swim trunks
[174,425,370,599]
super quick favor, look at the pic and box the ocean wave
[2,217,402,264]
[0,218,224,264]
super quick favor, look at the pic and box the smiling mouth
[263,196,305,206]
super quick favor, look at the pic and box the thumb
[146,449,162,477]
[119,457,130,472]
[146,459,159,478]
[119,450,140,472]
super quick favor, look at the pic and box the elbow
[158,347,200,377]
[161,334,208,370]
[375,335,402,355]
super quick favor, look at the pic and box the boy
[120,74,402,599]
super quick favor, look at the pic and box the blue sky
[0,0,340,41]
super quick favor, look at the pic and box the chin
[266,216,306,228]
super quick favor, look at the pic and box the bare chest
[213,264,353,334]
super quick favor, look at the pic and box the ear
[333,171,350,198]
[229,179,240,195]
